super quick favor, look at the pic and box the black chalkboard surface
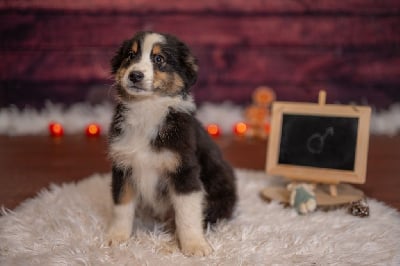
[278,114,359,171]
[266,100,371,185]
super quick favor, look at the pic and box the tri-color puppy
[107,31,237,256]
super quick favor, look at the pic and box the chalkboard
[266,101,371,185]
[278,114,358,171]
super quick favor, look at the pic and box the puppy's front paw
[180,238,213,256]
[106,225,131,246]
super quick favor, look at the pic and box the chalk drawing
[306,127,334,154]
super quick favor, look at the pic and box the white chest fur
[109,96,195,211]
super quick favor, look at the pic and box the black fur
[153,110,237,223]
[161,34,198,88]
[108,103,126,140]
[111,32,146,75]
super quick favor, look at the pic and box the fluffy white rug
[1,169,399,266]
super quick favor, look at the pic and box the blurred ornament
[49,122,64,137]
[244,86,276,139]
[206,124,221,137]
[85,123,101,137]
[252,86,276,106]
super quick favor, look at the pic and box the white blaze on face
[123,33,165,93]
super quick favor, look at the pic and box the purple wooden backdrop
[1,0,399,108]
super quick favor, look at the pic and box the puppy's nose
[128,71,144,83]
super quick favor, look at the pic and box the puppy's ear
[184,53,199,87]
[111,40,131,74]
[176,40,198,87]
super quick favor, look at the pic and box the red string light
[233,122,248,136]
[85,123,101,137]
[206,124,221,137]
[48,122,64,137]
[46,122,262,138]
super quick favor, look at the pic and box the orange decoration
[206,124,221,137]
[252,86,276,106]
[244,86,275,139]
[85,123,101,137]
[49,122,64,137]
[233,122,248,136]
[264,123,271,134]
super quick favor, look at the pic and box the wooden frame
[266,100,371,185]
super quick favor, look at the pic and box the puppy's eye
[153,54,165,64]
[128,51,136,60]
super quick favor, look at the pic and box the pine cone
[348,199,370,217]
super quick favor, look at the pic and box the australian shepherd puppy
[107,31,237,256]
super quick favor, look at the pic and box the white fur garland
[0,101,399,136]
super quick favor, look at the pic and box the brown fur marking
[153,71,184,95]
[132,42,138,53]
[172,73,184,91]
[152,45,161,55]
[153,70,169,90]
[116,67,127,82]
[119,181,134,204]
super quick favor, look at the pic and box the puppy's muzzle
[128,71,144,83]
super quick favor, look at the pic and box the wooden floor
[0,135,399,211]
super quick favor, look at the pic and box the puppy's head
[111,31,198,100]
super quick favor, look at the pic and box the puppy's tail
[204,191,237,226]
[202,166,237,227]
